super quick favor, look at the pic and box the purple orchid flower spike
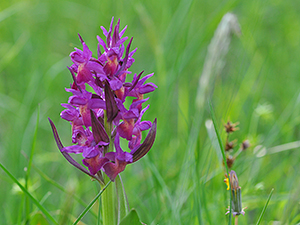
[49,18,157,183]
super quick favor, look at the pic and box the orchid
[49,17,157,184]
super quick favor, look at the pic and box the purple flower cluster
[49,18,157,182]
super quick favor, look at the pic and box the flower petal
[103,159,127,181]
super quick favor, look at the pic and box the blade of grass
[0,162,58,224]
[73,180,112,225]
[144,156,180,224]
[25,106,39,224]
[21,150,97,219]
[25,106,39,183]
[208,101,232,225]
[256,188,274,225]
[0,2,28,22]
[98,197,101,225]
[0,31,29,73]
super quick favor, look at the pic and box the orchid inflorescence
[49,17,157,184]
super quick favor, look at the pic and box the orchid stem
[101,175,116,225]
[101,110,116,225]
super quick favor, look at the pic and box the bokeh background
[1,0,300,224]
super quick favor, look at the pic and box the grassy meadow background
[1,0,300,224]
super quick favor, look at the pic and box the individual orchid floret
[103,118,157,181]
[128,73,157,98]
[66,88,106,127]
[70,34,103,84]
[117,104,152,150]
[60,103,83,127]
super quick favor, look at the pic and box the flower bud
[225,170,245,216]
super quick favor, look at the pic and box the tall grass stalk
[0,162,58,224]
[24,106,39,224]
[73,180,112,225]
[256,188,274,225]
[209,102,232,225]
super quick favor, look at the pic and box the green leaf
[119,209,143,225]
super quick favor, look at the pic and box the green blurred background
[1,0,300,224]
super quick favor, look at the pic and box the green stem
[101,175,116,225]
[101,110,116,225]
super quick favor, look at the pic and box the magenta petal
[115,37,132,77]
[83,155,109,175]
[77,67,93,84]
[123,110,139,120]
[62,145,85,154]
[97,35,108,51]
[128,71,143,92]
[69,96,87,106]
[82,146,100,158]
[103,159,127,181]
[82,42,93,60]
[70,51,85,63]
[86,61,103,73]
[60,109,76,121]
[110,79,123,91]
[104,152,116,161]
[139,84,157,94]
[89,98,106,109]
[117,121,134,140]
[139,121,152,131]
[128,134,141,150]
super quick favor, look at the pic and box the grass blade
[208,101,232,225]
[0,162,58,224]
[25,106,39,223]
[256,188,274,225]
[73,180,112,225]
[21,150,97,218]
